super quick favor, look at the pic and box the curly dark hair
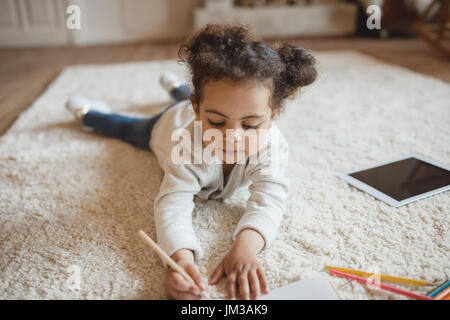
[177,22,317,116]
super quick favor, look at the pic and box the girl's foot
[160,71,191,102]
[159,71,182,94]
[65,95,112,121]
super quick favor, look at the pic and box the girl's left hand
[208,243,270,300]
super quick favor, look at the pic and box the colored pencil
[138,230,209,299]
[435,286,450,300]
[325,265,434,286]
[440,291,450,300]
[329,269,435,300]
[428,280,450,297]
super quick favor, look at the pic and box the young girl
[66,23,317,300]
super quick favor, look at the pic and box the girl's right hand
[165,249,208,300]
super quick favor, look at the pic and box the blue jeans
[82,84,191,150]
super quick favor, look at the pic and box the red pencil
[329,269,435,300]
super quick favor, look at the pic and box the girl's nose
[224,128,244,149]
[225,128,243,143]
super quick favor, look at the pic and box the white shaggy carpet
[0,51,449,300]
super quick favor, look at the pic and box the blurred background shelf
[194,2,358,37]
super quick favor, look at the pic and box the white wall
[0,0,69,47]
[70,0,203,46]
[0,0,203,47]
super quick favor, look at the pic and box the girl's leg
[78,83,192,150]
[82,110,165,150]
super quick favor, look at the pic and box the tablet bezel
[337,154,450,207]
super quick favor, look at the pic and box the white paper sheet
[260,275,339,300]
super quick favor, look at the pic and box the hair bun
[277,44,317,87]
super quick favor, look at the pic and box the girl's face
[191,78,279,164]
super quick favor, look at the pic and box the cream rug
[0,51,449,300]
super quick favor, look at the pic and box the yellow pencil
[325,266,435,286]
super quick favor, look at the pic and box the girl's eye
[243,124,260,130]
[208,120,224,127]
[208,119,261,130]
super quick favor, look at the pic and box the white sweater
[149,99,290,263]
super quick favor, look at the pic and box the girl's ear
[270,107,281,120]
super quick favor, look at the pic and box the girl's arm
[208,137,290,299]
[153,159,204,266]
[233,134,291,252]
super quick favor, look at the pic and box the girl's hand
[208,230,270,300]
[165,249,208,300]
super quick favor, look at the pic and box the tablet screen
[350,157,450,201]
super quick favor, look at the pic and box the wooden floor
[0,37,449,136]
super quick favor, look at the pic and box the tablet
[337,154,450,207]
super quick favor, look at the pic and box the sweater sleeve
[232,135,290,250]
[153,158,204,266]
